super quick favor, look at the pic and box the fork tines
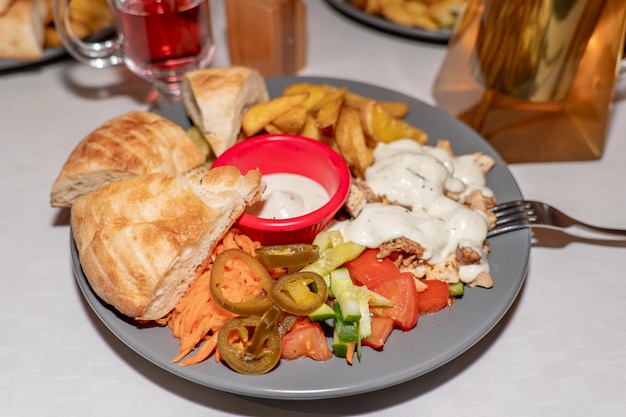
[491,200,536,227]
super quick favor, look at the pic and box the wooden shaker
[225,0,307,76]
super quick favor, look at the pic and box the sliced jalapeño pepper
[246,305,283,357]
[210,249,274,316]
[256,244,320,271]
[217,315,281,375]
[269,271,328,316]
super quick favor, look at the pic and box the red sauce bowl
[212,134,351,245]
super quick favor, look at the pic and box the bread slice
[50,111,206,208]
[0,0,48,60]
[182,66,269,157]
[71,166,265,320]
[0,0,15,15]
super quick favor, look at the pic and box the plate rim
[0,27,115,72]
[70,75,531,399]
[325,0,452,43]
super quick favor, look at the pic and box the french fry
[382,2,413,27]
[310,88,346,113]
[44,0,113,48]
[299,114,322,140]
[335,107,373,179]
[242,92,309,137]
[243,82,426,180]
[405,2,440,31]
[271,106,308,134]
[315,93,344,137]
[351,0,467,33]
[343,91,409,119]
[263,123,284,135]
[428,0,466,28]
[360,101,428,145]
[282,83,332,110]
[363,0,385,14]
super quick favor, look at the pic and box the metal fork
[487,200,626,238]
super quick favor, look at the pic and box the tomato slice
[418,280,450,315]
[344,248,400,287]
[281,322,332,361]
[361,316,395,349]
[369,272,419,331]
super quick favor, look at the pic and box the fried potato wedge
[282,83,333,110]
[242,82,426,179]
[242,92,309,137]
[335,107,373,179]
[405,2,440,31]
[315,92,345,137]
[271,106,308,134]
[382,2,413,27]
[343,91,408,119]
[351,0,467,32]
[299,114,321,140]
[361,101,428,145]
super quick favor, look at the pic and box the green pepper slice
[269,271,328,316]
[256,244,320,271]
[210,249,274,316]
[217,315,281,375]
[246,305,283,357]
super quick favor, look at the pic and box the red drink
[113,0,213,79]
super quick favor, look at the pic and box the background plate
[71,76,530,400]
[0,47,67,72]
[0,28,115,72]
[325,0,452,43]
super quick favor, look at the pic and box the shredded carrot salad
[158,228,263,366]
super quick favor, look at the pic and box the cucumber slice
[330,268,361,322]
[448,281,465,297]
[309,303,335,321]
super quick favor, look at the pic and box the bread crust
[0,0,16,15]
[182,66,269,157]
[0,0,48,60]
[50,111,206,208]
[71,166,264,320]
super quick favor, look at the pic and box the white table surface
[2,1,626,416]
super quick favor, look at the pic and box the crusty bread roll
[0,0,48,60]
[50,111,206,208]
[182,66,269,157]
[71,166,265,320]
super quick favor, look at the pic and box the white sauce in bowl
[331,139,494,283]
[246,173,330,220]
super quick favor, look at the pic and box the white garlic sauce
[246,173,329,220]
[331,139,494,283]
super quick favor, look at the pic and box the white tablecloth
[2,1,625,416]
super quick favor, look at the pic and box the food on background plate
[0,0,112,61]
[352,0,467,32]
[0,0,48,61]
[49,111,207,208]
[0,0,12,13]
[42,0,113,48]
[70,166,264,320]
[182,66,270,157]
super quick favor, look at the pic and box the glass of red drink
[54,0,215,107]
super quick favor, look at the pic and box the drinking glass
[54,0,215,108]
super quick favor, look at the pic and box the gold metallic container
[433,0,626,163]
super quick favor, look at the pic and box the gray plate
[71,76,530,400]
[325,0,452,43]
